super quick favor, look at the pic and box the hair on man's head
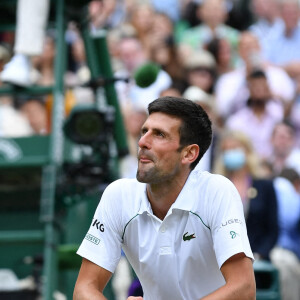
[148,96,212,169]
[247,69,267,80]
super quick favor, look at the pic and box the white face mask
[223,148,246,171]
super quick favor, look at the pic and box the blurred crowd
[0,0,300,299]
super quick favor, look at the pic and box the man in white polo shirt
[73,96,256,300]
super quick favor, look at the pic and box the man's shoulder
[191,170,233,190]
[190,171,240,212]
[102,178,145,204]
[105,178,144,195]
[101,178,146,216]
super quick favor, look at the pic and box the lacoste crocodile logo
[183,232,196,241]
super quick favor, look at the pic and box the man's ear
[181,144,200,166]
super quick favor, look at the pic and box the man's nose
[138,132,151,149]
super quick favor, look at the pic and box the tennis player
[73,96,256,300]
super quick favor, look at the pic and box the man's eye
[141,129,147,135]
[157,132,165,137]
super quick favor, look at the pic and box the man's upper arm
[74,258,112,299]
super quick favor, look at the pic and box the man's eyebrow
[141,125,168,135]
[141,125,148,132]
[152,127,169,136]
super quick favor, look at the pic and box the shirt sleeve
[77,181,123,273]
[207,175,254,268]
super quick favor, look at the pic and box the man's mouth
[138,151,153,163]
[139,156,152,163]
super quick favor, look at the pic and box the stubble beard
[136,165,158,183]
[136,162,180,184]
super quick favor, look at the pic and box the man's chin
[136,169,153,183]
[136,172,148,183]
[136,177,147,183]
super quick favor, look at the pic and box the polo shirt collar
[137,171,199,215]
[170,170,198,212]
[138,183,153,215]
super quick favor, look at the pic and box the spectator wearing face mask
[213,130,279,261]
[225,69,284,159]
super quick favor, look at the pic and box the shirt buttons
[159,246,172,255]
[160,226,166,233]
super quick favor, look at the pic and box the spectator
[0,98,33,137]
[128,3,155,57]
[182,49,217,95]
[225,70,283,158]
[179,0,240,64]
[272,168,300,300]
[214,130,279,261]
[215,31,295,119]
[225,0,253,31]
[88,0,125,31]
[248,0,283,55]
[269,120,300,176]
[150,34,186,92]
[114,36,172,112]
[205,37,235,76]
[106,23,137,73]
[33,34,56,86]
[150,0,181,23]
[19,98,48,135]
[264,0,300,79]
[225,69,284,159]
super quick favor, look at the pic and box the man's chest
[122,210,215,275]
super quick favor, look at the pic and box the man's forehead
[144,112,182,127]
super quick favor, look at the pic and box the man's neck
[285,25,297,38]
[146,172,190,220]
[252,106,266,119]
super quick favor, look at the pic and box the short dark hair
[148,96,212,169]
[273,119,296,136]
[247,69,267,80]
[280,167,300,183]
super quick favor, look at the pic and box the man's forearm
[73,287,108,300]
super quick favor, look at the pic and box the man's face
[272,124,294,156]
[281,2,299,33]
[119,39,146,72]
[248,76,271,107]
[238,33,260,63]
[137,112,184,183]
[188,69,213,92]
[199,0,227,28]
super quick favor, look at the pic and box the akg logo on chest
[92,219,104,232]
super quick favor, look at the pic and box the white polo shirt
[77,170,254,300]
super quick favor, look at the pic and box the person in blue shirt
[272,168,300,300]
